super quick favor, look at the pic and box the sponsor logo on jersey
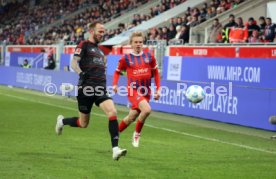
[93,57,104,65]
[133,68,148,75]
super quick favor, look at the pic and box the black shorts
[77,86,112,114]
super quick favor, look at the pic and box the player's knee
[142,107,151,116]
[107,108,117,118]
[128,116,136,123]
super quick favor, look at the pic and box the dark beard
[94,34,101,44]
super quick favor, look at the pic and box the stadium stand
[190,0,271,43]
[30,0,188,45]
[0,0,150,45]
[145,0,247,44]
[0,0,275,45]
[0,0,99,45]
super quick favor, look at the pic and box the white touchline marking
[1,92,276,155]
[146,124,276,154]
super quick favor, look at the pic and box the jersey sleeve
[149,54,158,69]
[73,41,86,59]
[115,56,127,72]
[149,54,160,90]
[113,56,127,86]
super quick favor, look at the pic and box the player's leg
[136,99,151,126]
[55,112,90,135]
[119,92,141,132]
[119,109,140,132]
[132,99,151,147]
[98,99,127,160]
[55,89,93,135]
[61,112,90,127]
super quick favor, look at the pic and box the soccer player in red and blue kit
[113,32,161,147]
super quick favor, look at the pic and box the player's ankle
[112,146,119,152]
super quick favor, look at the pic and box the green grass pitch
[1,85,276,179]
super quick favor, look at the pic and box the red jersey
[113,51,160,95]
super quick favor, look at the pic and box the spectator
[161,27,168,41]
[167,24,176,40]
[44,54,56,70]
[229,17,248,43]
[21,59,31,68]
[225,0,232,10]
[248,30,260,43]
[189,16,199,27]
[209,18,223,43]
[174,25,182,39]
[199,8,207,21]
[258,16,266,35]
[262,17,276,42]
[206,7,215,20]
[246,17,260,37]
[222,14,238,43]
[179,25,190,43]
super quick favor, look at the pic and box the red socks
[76,118,81,127]
[119,119,144,133]
[135,119,144,133]
[119,120,128,132]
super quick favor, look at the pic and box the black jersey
[74,40,106,87]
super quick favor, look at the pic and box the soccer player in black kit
[55,21,127,160]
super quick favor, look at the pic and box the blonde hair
[129,31,144,44]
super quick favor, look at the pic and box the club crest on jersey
[75,48,82,55]
[144,58,149,63]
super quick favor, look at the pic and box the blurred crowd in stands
[209,15,276,43]
[0,0,148,45]
[0,0,99,44]
[146,0,248,44]
[25,0,149,45]
[0,0,275,45]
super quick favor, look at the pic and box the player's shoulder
[144,52,155,61]
[120,53,130,60]
[77,40,90,48]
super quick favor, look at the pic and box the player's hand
[113,85,118,93]
[78,72,87,86]
[79,71,87,79]
[154,90,161,100]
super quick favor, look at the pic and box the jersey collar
[130,51,143,56]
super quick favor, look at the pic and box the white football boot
[55,115,64,135]
[132,132,140,147]
[112,147,127,160]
